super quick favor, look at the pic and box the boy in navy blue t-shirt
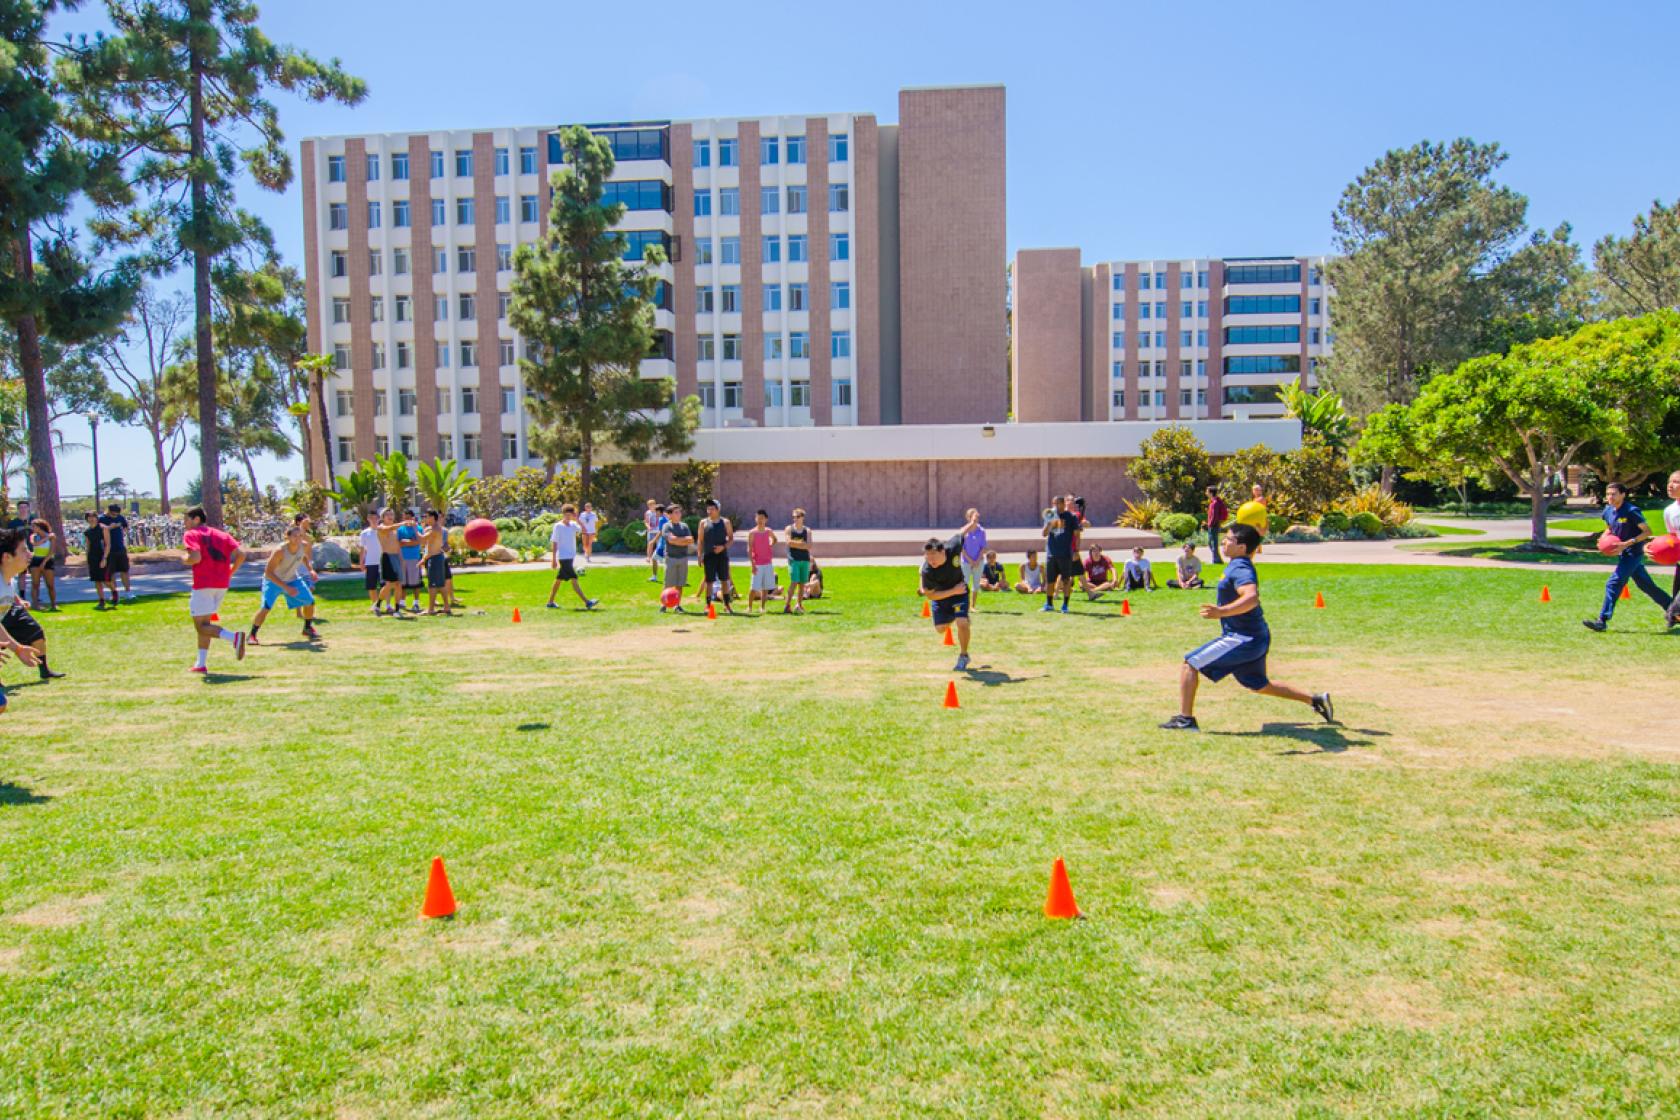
[1584,481,1673,632]
[1161,522,1333,731]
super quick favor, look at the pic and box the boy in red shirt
[182,506,248,672]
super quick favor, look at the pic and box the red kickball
[1597,532,1622,556]
[660,586,681,608]
[463,518,499,552]
[1648,534,1680,566]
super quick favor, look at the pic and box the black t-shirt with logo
[920,534,966,593]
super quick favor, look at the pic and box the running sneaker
[247,631,261,645]
[586,599,599,610]
[1040,603,1054,613]
[1060,604,1070,614]
[190,664,208,674]
[954,652,970,672]
[546,602,560,610]
[1582,619,1608,632]
[303,625,320,641]
[232,631,247,661]
[1158,714,1199,731]
[39,665,64,680]
[1312,693,1335,724]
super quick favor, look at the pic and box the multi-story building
[300,84,1008,480]
[1012,251,1332,423]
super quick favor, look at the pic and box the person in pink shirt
[746,510,779,615]
[181,506,248,673]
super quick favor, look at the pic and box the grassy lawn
[4,562,1680,1117]
[1413,522,1484,536]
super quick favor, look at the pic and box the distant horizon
[41,0,1680,498]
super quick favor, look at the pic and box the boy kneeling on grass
[1161,522,1333,732]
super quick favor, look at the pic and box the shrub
[1350,511,1384,538]
[1273,435,1354,521]
[1214,445,1284,509]
[1116,497,1168,530]
[1154,512,1199,541]
[447,528,466,553]
[285,480,332,528]
[1338,484,1414,529]
[1318,509,1351,535]
[620,522,646,550]
[1267,512,1292,536]
[464,475,520,520]
[1131,427,1214,514]
[669,460,719,514]
[597,525,624,551]
[493,516,525,535]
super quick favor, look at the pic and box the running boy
[249,524,319,643]
[1160,522,1331,731]
[746,510,778,615]
[546,504,599,610]
[1583,480,1673,631]
[784,508,814,614]
[181,506,248,672]
[920,532,972,672]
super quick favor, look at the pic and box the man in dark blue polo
[1584,481,1673,632]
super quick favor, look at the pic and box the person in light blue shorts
[249,525,318,644]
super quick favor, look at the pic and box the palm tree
[415,457,472,516]
[329,463,382,523]
[374,450,413,511]
[1281,380,1354,450]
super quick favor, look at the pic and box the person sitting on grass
[249,524,319,644]
[1015,550,1044,595]
[979,550,1009,593]
[1160,522,1333,732]
[1584,480,1673,632]
[1167,542,1205,589]
[803,560,824,600]
[1082,545,1119,599]
[1121,546,1158,592]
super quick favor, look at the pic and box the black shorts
[27,556,53,571]
[364,564,382,591]
[379,554,399,584]
[104,549,130,575]
[86,556,106,582]
[554,558,577,581]
[427,554,450,589]
[3,604,44,646]
[931,591,970,628]
[702,552,731,585]
[1045,555,1076,583]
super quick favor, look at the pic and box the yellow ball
[1235,500,1269,534]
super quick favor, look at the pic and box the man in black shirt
[99,503,133,602]
[920,533,971,672]
[1040,494,1082,614]
[698,499,735,613]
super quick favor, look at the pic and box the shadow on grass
[0,781,51,807]
[202,673,256,684]
[963,666,1043,687]
[517,722,550,732]
[1208,722,1387,754]
[271,641,328,652]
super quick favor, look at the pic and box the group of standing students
[643,499,823,615]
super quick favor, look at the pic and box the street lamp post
[86,413,100,510]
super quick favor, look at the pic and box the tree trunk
[579,433,593,503]
[240,450,261,511]
[1379,464,1395,495]
[188,51,222,527]
[153,435,172,516]
[313,366,334,481]
[11,234,66,559]
[1529,471,1549,549]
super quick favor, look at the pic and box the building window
[457,247,476,273]
[831,281,850,309]
[454,149,472,177]
[1180,331,1192,347]
[766,381,784,408]
[1196,358,1207,376]
[461,386,478,414]
[831,330,851,359]
[498,292,511,319]
[714,382,738,410]
[828,183,849,213]
[1226,262,1302,285]
[460,340,477,368]
[1139,271,1152,291]
[396,433,413,458]
[430,198,445,226]
[764,334,783,360]
[693,191,711,217]
[1139,304,1151,320]
[372,388,388,416]
[760,136,779,165]
[762,235,781,264]
[1197,300,1208,317]
[501,385,515,413]
[830,233,849,261]
[519,146,537,174]
[1223,384,1285,406]
[789,331,809,359]
[718,187,739,216]
[764,284,783,312]
[1180,359,1193,380]
[697,335,715,360]
[492,147,509,176]
[434,340,450,367]
[433,294,447,321]
[721,333,741,361]
[458,293,476,321]
[367,201,381,229]
[393,248,409,275]
[786,135,806,164]
[760,186,779,215]
[697,383,715,409]
[392,200,410,228]
[1181,300,1193,317]
[696,287,714,313]
[435,434,453,459]
[790,381,810,407]
[1154,301,1167,318]
[787,235,808,263]
[436,387,451,414]
[521,194,539,223]
[1112,390,1124,408]
[493,196,509,224]
[1309,266,1323,286]
[828,133,848,162]
[334,390,353,417]
[692,138,710,167]
[789,283,808,311]
[1224,325,1300,345]
[1224,294,1301,315]
[1197,330,1208,347]
[501,432,518,460]
[602,180,669,212]
[717,138,737,167]
[391,152,409,180]
[1111,360,1123,377]
[1154,331,1166,348]
[462,433,481,460]
[695,239,714,265]
[721,237,740,265]
[334,436,352,464]
[497,243,512,271]
[1223,355,1301,376]
[326,155,345,182]
[786,185,807,214]
[1310,327,1322,345]
[428,150,444,178]
[327,202,347,230]
[1309,297,1321,315]
[832,378,852,407]
[332,298,350,324]
[431,248,445,274]
[1180,272,1193,290]
[1111,303,1123,321]
[370,297,384,323]
[1111,331,1124,349]
[456,197,474,225]
[1153,270,1166,288]
[396,341,412,369]
[720,284,740,313]
[498,339,514,367]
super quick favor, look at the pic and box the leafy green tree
[327,461,379,522]
[415,457,472,515]
[97,0,364,525]
[1129,426,1214,514]
[1214,445,1284,510]
[1355,402,1485,512]
[1,1,140,553]
[1592,200,1680,318]
[92,283,191,511]
[1273,435,1354,522]
[213,262,322,479]
[1566,311,1680,489]
[510,123,695,499]
[374,449,412,510]
[1323,139,1583,490]
[1279,380,1353,450]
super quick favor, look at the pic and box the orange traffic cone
[942,625,955,646]
[1621,584,1632,601]
[1540,585,1551,603]
[511,607,522,623]
[1120,598,1131,616]
[210,613,219,622]
[943,680,960,709]
[1314,591,1326,609]
[920,599,931,618]
[706,600,717,619]
[420,857,457,919]
[1044,857,1081,919]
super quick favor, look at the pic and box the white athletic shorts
[189,587,228,618]
[751,564,778,593]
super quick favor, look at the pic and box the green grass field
[4,562,1680,1117]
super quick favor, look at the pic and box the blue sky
[53,0,1680,497]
